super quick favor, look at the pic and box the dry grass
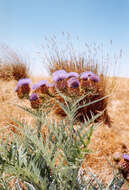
[0,45,30,81]
[0,63,29,81]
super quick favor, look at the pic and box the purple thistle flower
[32,80,47,90]
[122,154,129,161]
[67,77,80,88]
[15,78,31,92]
[29,93,38,101]
[52,70,68,82]
[66,72,79,78]
[80,71,94,80]
[89,74,99,82]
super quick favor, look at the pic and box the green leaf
[24,181,37,190]
[16,181,22,190]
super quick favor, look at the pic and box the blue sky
[0,0,129,77]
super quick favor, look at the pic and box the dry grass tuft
[12,63,29,81]
[0,63,29,81]
[0,45,30,81]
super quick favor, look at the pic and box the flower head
[89,74,99,82]
[15,78,31,92]
[52,70,67,82]
[122,154,129,161]
[29,93,38,101]
[32,80,48,90]
[80,71,99,82]
[67,72,79,78]
[67,77,80,88]
[29,93,42,109]
[80,71,94,80]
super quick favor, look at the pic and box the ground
[0,76,129,189]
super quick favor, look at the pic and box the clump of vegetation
[0,45,30,81]
[14,68,110,126]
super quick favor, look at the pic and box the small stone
[113,152,122,162]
